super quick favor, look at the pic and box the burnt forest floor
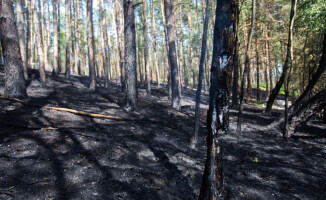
[0,69,325,200]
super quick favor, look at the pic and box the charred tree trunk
[164,0,181,110]
[287,89,326,137]
[198,0,235,199]
[65,0,71,79]
[123,0,137,110]
[231,2,239,107]
[87,0,96,91]
[236,0,255,134]
[0,0,27,98]
[193,0,210,146]
[264,0,297,115]
[16,0,28,80]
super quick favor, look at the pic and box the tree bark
[27,0,33,70]
[236,0,255,134]
[0,0,27,98]
[288,89,326,137]
[99,0,110,88]
[193,0,210,146]
[198,0,235,198]
[142,0,151,95]
[87,0,96,91]
[151,0,160,87]
[123,0,137,110]
[65,0,71,78]
[164,0,181,110]
[255,39,260,101]
[42,0,49,72]
[16,0,28,80]
[231,2,239,107]
[34,0,46,86]
[264,0,297,115]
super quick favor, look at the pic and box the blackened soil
[0,70,325,200]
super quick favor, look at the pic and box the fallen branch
[0,96,128,121]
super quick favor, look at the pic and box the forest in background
[1,0,326,199]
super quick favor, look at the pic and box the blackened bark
[0,0,27,98]
[99,0,110,88]
[231,10,239,107]
[65,0,71,79]
[164,0,181,110]
[16,0,28,80]
[87,0,96,91]
[198,0,235,199]
[288,89,326,137]
[193,0,210,146]
[237,0,255,134]
[264,0,297,115]
[124,0,137,110]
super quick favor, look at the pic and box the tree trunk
[16,0,28,80]
[287,89,326,137]
[164,0,181,110]
[65,0,71,78]
[231,2,239,107]
[42,0,49,72]
[193,0,210,146]
[0,0,27,98]
[99,0,110,88]
[255,39,260,101]
[264,0,297,115]
[141,0,151,95]
[198,0,235,198]
[236,0,255,134]
[53,0,60,76]
[151,0,160,87]
[87,0,96,90]
[34,0,46,86]
[123,0,137,110]
[27,0,33,70]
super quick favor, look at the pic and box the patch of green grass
[251,83,267,91]
[249,99,266,107]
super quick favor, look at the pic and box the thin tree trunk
[164,0,181,110]
[53,0,60,76]
[123,0,137,110]
[231,2,240,107]
[142,0,151,95]
[198,0,235,198]
[283,59,293,137]
[0,0,27,98]
[16,0,28,80]
[236,0,255,134]
[42,0,49,72]
[27,0,33,69]
[193,0,210,146]
[87,0,96,91]
[99,0,110,87]
[34,0,46,86]
[255,39,260,101]
[151,0,160,87]
[161,0,171,99]
[65,0,71,78]
[264,0,297,115]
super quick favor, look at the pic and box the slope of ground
[0,71,325,200]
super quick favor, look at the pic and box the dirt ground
[0,70,325,200]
